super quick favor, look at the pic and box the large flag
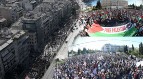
[87,20,104,33]
[86,22,137,37]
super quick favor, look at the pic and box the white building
[102,44,124,53]
[101,0,128,9]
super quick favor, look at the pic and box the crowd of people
[53,53,143,79]
[79,9,143,36]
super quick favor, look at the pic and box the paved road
[42,0,86,78]
[42,20,82,79]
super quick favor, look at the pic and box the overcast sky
[90,0,143,6]
[69,37,143,51]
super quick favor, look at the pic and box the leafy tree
[130,48,139,56]
[96,0,102,10]
[124,45,128,54]
[132,44,134,51]
[132,4,135,9]
[139,42,143,55]
[78,49,82,55]
[92,6,97,10]
[82,48,87,54]
[140,4,143,9]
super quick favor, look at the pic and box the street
[42,19,82,79]
[41,0,86,78]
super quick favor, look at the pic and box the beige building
[101,0,128,9]
[0,28,30,79]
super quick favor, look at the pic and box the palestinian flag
[87,23,104,33]
[86,21,137,37]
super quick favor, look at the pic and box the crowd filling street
[27,15,79,79]
[43,16,77,58]
[53,53,143,79]
[79,9,143,36]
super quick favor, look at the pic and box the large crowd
[53,53,143,79]
[79,9,143,36]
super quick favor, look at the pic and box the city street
[41,0,86,78]
[42,19,82,79]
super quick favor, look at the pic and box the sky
[128,0,143,6]
[90,0,143,6]
[68,37,143,51]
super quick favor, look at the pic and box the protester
[53,53,143,79]
[79,9,143,36]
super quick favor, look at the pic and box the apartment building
[0,28,30,79]
[22,0,73,52]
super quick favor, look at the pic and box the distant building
[101,0,128,9]
[0,2,23,25]
[102,44,124,53]
[0,28,30,79]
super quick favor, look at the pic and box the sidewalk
[42,19,82,79]
[42,0,86,78]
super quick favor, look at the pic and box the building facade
[22,0,74,52]
[102,44,124,53]
[0,3,23,25]
[0,17,7,30]
[0,28,30,79]
[101,0,128,9]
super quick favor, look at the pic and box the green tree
[139,42,143,55]
[82,48,87,54]
[92,6,97,10]
[140,4,143,10]
[124,45,128,54]
[132,44,134,51]
[132,4,135,9]
[96,0,102,10]
[78,49,82,55]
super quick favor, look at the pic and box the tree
[78,49,82,55]
[82,48,87,54]
[96,0,102,10]
[132,44,134,51]
[124,45,128,54]
[139,42,143,55]
[92,6,97,10]
[132,4,135,9]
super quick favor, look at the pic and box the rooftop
[0,17,6,23]
[23,0,71,20]
[0,27,26,51]
[6,0,17,4]
[11,18,23,30]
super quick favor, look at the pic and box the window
[1,50,8,57]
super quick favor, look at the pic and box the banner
[87,23,137,37]
[101,24,127,34]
